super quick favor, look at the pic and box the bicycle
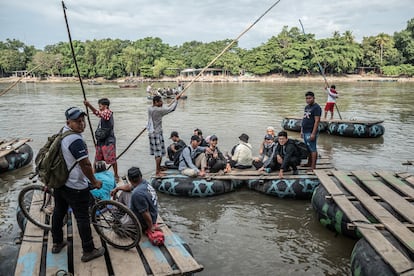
[18,181,142,250]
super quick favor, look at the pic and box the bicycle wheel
[18,184,54,230]
[91,200,142,250]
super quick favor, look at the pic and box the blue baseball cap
[65,107,86,120]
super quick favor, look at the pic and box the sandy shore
[0,74,412,84]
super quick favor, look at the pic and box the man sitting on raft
[178,135,208,177]
[227,133,253,169]
[261,131,300,178]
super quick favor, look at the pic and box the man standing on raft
[301,91,321,172]
[147,94,181,177]
[324,84,339,120]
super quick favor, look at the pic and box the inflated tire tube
[247,177,320,199]
[281,118,328,133]
[16,207,27,233]
[281,118,302,132]
[312,185,404,239]
[0,144,33,173]
[351,231,413,276]
[327,122,385,138]
[150,174,243,197]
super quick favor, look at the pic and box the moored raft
[281,116,385,138]
[151,157,333,198]
[150,169,243,197]
[0,138,33,173]
[15,206,203,276]
[327,119,384,138]
[351,231,412,276]
[314,170,414,275]
[247,175,320,199]
[281,117,328,132]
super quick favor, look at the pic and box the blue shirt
[90,171,116,200]
[129,180,158,229]
[301,103,322,133]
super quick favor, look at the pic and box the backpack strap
[179,146,191,168]
[61,129,80,173]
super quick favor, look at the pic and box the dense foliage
[1,18,414,78]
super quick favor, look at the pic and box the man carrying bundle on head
[324,84,339,120]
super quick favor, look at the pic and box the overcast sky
[1,0,413,50]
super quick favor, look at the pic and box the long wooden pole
[171,0,282,104]
[107,127,147,170]
[299,19,343,120]
[111,0,282,164]
[0,64,42,97]
[62,1,96,145]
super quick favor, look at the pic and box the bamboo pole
[0,64,42,97]
[299,19,343,120]
[62,1,96,146]
[170,0,282,106]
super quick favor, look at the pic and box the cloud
[0,0,413,49]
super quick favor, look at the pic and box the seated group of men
[167,128,303,178]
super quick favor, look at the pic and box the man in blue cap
[51,107,105,262]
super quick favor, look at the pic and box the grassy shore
[0,74,413,84]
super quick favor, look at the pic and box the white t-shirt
[61,125,89,190]
[326,88,338,103]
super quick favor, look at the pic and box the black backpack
[173,146,188,167]
[290,139,309,160]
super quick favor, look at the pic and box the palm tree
[375,33,390,65]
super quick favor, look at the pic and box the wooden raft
[204,157,333,181]
[15,213,203,276]
[315,170,414,275]
[0,138,31,158]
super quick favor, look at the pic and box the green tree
[375,33,390,65]
[121,46,144,77]
[394,18,414,64]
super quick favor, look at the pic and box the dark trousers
[208,159,227,173]
[52,186,95,253]
[269,157,300,172]
[167,147,174,161]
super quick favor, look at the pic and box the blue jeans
[52,186,95,252]
[303,132,318,152]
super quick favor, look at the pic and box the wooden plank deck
[15,210,203,276]
[315,170,414,275]
[201,157,334,181]
[0,138,31,158]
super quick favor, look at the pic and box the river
[0,81,413,275]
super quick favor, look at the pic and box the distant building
[355,67,379,75]
[12,70,29,77]
[180,68,224,77]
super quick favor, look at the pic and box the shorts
[149,132,165,158]
[95,144,116,164]
[324,102,335,112]
[303,132,318,153]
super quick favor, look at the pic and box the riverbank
[0,74,413,84]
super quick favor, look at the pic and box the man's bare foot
[306,169,314,174]
[155,172,166,178]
